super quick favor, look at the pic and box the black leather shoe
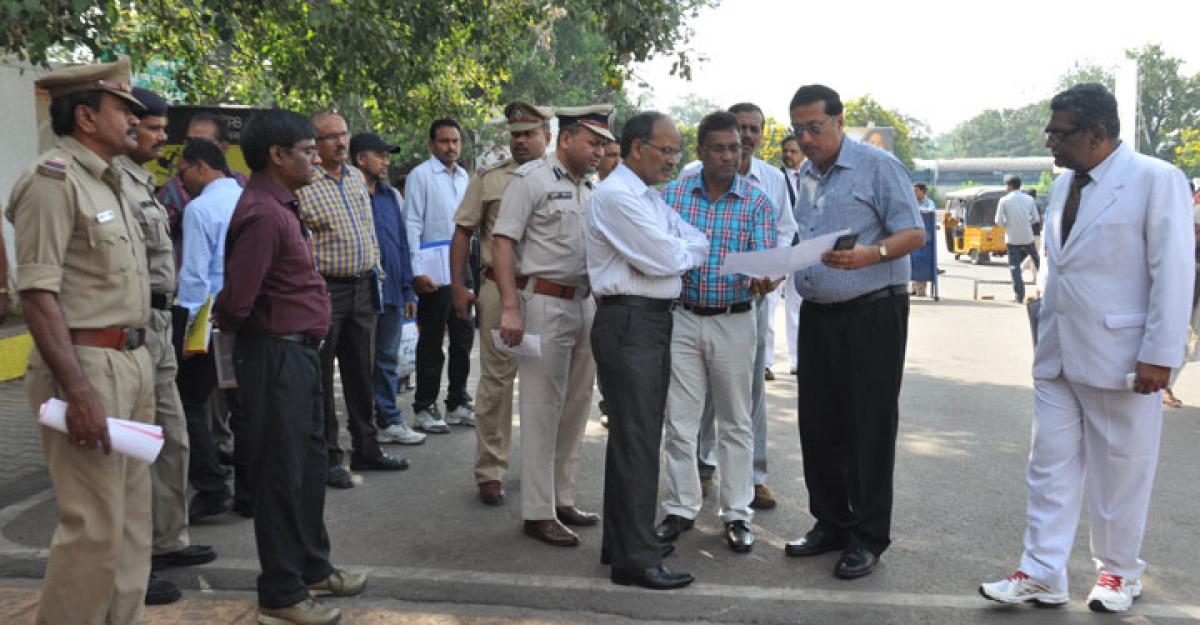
[350,452,409,471]
[152,545,216,570]
[327,465,355,489]
[784,529,847,557]
[611,564,694,590]
[834,546,879,579]
[653,514,694,543]
[144,574,182,605]
[232,499,254,518]
[188,492,232,522]
[725,520,755,553]
[600,542,675,565]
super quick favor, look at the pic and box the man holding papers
[782,85,923,580]
[405,118,474,434]
[493,105,611,547]
[656,111,776,555]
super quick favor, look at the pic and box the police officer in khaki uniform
[451,101,553,506]
[116,87,218,598]
[493,105,612,546]
[7,57,156,625]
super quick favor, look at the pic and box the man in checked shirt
[653,111,776,555]
[298,112,407,491]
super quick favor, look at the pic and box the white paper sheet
[38,398,165,464]
[415,240,451,287]
[719,229,851,279]
[490,330,542,358]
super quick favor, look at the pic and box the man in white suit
[980,84,1194,613]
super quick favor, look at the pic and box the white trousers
[1019,376,1163,591]
[663,308,756,523]
[784,277,802,370]
[517,292,596,520]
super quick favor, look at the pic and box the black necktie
[1060,173,1091,245]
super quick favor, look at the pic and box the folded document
[38,398,164,463]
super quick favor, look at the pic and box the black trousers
[414,285,474,412]
[321,276,381,467]
[234,335,334,609]
[176,351,229,498]
[592,301,673,574]
[796,291,908,556]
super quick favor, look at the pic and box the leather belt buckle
[123,328,146,351]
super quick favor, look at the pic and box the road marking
[2,489,1198,621]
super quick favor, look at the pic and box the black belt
[679,301,753,316]
[597,295,675,311]
[274,333,324,350]
[322,271,372,284]
[150,292,173,310]
[805,285,908,310]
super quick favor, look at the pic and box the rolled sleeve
[492,177,536,242]
[453,175,486,229]
[10,175,71,293]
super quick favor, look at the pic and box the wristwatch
[878,244,889,260]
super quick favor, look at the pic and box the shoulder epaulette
[36,157,68,181]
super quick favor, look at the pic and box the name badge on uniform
[547,191,573,200]
[96,210,116,223]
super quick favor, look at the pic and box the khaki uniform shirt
[6,136,149,329]
[493,155,592,287]
[115,156,176,294]
[453,159,522,269]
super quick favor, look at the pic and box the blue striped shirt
[792,136,922,303]
[661,170,776,307]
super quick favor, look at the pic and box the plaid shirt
[296,164,381,277]
[661,170,776,307]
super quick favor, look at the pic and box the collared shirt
[296,164,380,277]
[493,155,593,286]
[215,174,331,338]
[158,170,247,266]
[453,159,523,269]
[586,163,709,299]
[7,136,149,329]
[917,196,936,212]
[116,156,176,294]
[662,169,776,307]
[995,190,1039,245]
[792,136,923,303]
[747,157,798,248]
[404,155,470,277]
[178,177,242,320]
[370,181,415,308]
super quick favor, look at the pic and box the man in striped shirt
[654,112,776,555]
[298,112,407,490]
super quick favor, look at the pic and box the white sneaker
[414,408,450,434]
[445,404,476,427]
[1086,572,1141,613]
[376,422,426,445]
[979,571,1068,606]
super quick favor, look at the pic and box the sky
[631,0,1200,136]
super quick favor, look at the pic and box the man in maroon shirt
[214,109,366,625]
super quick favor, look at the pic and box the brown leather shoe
[556,505,600,526]
[750,484,777,510]
[523,519,579,547]
[478,480,505,506]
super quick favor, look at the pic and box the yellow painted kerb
[0,332,32,381]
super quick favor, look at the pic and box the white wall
[0,58,54,295]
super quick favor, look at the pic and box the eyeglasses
[316,132,348,142]
[644,142,681,159]
[791,118,834,137]
[1044,126,1083,141]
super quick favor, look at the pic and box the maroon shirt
[215,173,331,338]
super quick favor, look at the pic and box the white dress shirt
[403,155,470,277]
[748,158,798,248]
[995,190,1039,245]
[178,177,242,321]
[586,163,708,299]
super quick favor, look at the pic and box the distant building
[912,157,1058,193]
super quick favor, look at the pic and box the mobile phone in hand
[833,233,859,251]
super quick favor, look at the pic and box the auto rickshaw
[942,186,1009,264]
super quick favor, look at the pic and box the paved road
[2,254,1199,624]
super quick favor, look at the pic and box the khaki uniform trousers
[517,290,595,520]
[146,309,190,554]
[473,276,517,483]
[28,345,155,625]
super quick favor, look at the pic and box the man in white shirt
[696,102,798,511]
[587,112,708,590]
[994,175,1041,303]
[781,135,804,374]
[404,119,474,433]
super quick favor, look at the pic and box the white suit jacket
[1034,142,1195,389]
